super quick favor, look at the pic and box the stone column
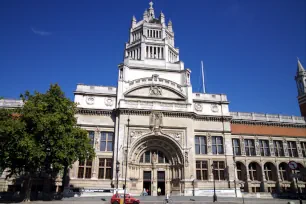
[296,139,304,158]
[245,161,251,192]
[261,162,267,192]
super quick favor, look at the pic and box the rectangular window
[78,160,92,179]
[273,140,284,157]
[232,139,241,156]
[212,136,224,154]
[244,139,256,156]
[195,136,207,154]
[259,140,270,156]
[196,161,208,180]
[89,131,95,147]
[98,158,112,179]
[100,132,113,151]
[213,161,225,180]
[287,141,298,157]
[301,142,306,157]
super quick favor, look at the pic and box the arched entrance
[128,134,184,196]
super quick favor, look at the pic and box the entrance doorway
[143,171,151,196]
[157,171,165,196]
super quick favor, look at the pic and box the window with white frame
[232,139,241,156]
[273,140,284,157]
[78,160,92,179]
[195,136,207,154]
[213,161,225,180]
[279,163,288,181]
[244,139,256,156]
[98,158,112,179]
[287,141,298,157]
[196,160,208,180]
[88,131,95,147]
[301,142,306,157]
[259,140,270,156]
[212,136,224,154]
[100,132,113,151]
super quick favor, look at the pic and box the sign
[288,161,298,170]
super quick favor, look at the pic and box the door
[143,171,152,196]
[157,171,165,195]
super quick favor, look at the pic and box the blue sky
[0,0,305,115]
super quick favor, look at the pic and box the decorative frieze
[268,136,275,157]
[282,137,289,157]
[255,137,261,156]
[194,103,203,112]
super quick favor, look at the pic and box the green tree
[0,84,95,202]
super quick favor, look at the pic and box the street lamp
[123,117,130,204]
[233,156,237,197]
[116,161,120,190]
[211,164,217,202]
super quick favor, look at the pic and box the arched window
[264,163,277,181]
[139,150,169,164]
[279,163,289,181]
[236,162,246,181]
[249,162,261,181]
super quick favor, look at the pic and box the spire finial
[297,56,300,61]
[149,1,153,9]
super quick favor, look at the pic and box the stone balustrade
[193,93,228,102]
[119,99,191,111]
[75,84,116,95]
[0,99,23,108]
[230,112,306,124]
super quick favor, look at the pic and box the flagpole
[201,61,206,93]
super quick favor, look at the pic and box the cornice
[76,108,113,116]
[231,119,306,128]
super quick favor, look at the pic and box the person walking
[157,187,161,196]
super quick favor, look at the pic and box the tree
[0,84,95,202]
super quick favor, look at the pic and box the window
[232,139,241,156]
[195,136,207,154]
[98,158,112,179]
[212,136,224,154]
[301,142,306,157]
[139,150,169,163]
[196,161,208,180]
[279,163,288,181]
[100,132,113,151]
[259,140,270,156]
[88,131,95,147]
[287,141,298,157]
[78,160,92,179]
[264,163,273,181]
[249,163,258,181]
[274,140,284,157]
[213,161,225,180]
[244,139,256,156]
[236,162,245,180]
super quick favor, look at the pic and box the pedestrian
[157,187,161,196]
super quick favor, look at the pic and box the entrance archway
[128,134,184,196]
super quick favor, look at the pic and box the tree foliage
[0,84,95,201]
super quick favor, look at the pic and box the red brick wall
[231,123,306,137]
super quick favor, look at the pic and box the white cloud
[31,27,52,36]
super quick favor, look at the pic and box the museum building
[1,1,306,197]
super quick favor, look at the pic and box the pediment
[124,85,186,100]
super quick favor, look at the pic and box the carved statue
[150,112,163,133]
[152,152,157,163]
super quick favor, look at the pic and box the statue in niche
[152,152,157,164]
[150,112,163,134]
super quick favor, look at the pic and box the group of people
[142,187,163,196]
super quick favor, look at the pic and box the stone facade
[1,1,306,197]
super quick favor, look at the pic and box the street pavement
[27,196,306,204]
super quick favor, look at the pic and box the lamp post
[211,164,217,202]
[116,161,120,190]
[123,117,130,204]
[233,156,237,197]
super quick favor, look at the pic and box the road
[28,196,305,204]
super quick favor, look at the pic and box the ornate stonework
[86,96,95,105]
[149,86,162,96]
[104,97,114,106]
[211,104,219,113]
[150,112,163,134]
[194,103,203,112]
